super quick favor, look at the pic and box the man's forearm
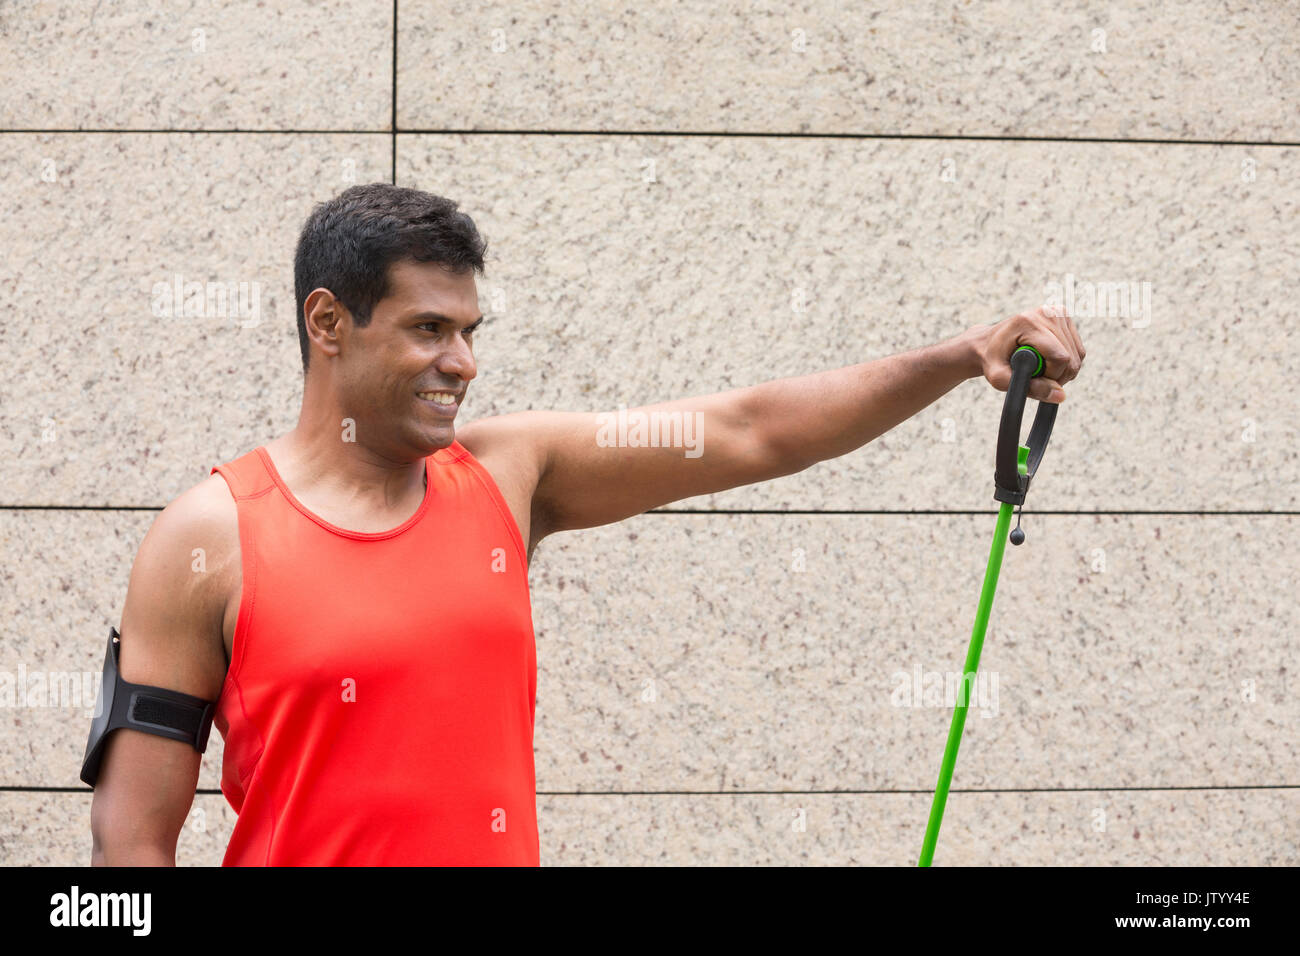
[740,325,987,472]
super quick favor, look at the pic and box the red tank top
[209,442,539,865]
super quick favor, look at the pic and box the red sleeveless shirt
[209,442,539,865]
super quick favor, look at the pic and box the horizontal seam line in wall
[2,129,389,134]
[652,509,1297,516]
[2,130,1296,147]
[11,785,1299,795]
[543,785,1300,795]
[2,506,1296,516]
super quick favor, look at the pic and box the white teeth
[418,392,457,405]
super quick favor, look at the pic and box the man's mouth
[416,390,460,415]
[416,390,458,405]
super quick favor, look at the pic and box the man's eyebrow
[410,312,485,330]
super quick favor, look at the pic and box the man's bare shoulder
[156,472,240,552]
[165,472,242,610]
[454,412,553,556]
[455,411,547,475]
[117,472,241,689]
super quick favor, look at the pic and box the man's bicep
[116,480,233,697]
[529,393,777,535]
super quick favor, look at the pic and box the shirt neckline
[255,446,434,541]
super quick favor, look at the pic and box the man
[86,183,1084,865]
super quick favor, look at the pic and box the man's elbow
[91,827,177,866]
[748,427,816,483]
[90,792,181,866]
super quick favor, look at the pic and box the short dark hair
[292,183,488,372]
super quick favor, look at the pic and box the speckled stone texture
[0,0,1295,866]
[0,0,392,130]
[0,133,390,501]
[397,1,1298,140]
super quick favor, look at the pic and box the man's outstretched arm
[525,306,1084,537]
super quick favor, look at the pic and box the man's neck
[265,427,430,515]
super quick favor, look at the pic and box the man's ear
[303,287,346,360]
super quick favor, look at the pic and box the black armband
[80,627,217,788]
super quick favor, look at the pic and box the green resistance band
[918,344,1057,867]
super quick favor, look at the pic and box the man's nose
[439,336,477,382]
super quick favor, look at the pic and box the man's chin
[417,423,457,452]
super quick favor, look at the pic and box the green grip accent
[1017,444,1029,476]
[1014,344,1044,377]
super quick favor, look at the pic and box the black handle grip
[994,345,1056,505]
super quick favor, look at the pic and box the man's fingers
[1047,314,1080,385]
[1027,376,1065,403]
[1053,305,1085,359]
[986,306,1084,402]
[1063,311,1086,367]
[987,365,1065,403]
[1019,309,1074,383]
[1047,307,1084,384]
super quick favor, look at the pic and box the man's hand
[970,306,1085,404]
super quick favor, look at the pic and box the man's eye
[417,323,478,336]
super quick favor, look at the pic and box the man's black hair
[293,183,488,372]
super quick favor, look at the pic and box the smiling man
[84,182,1084,866]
